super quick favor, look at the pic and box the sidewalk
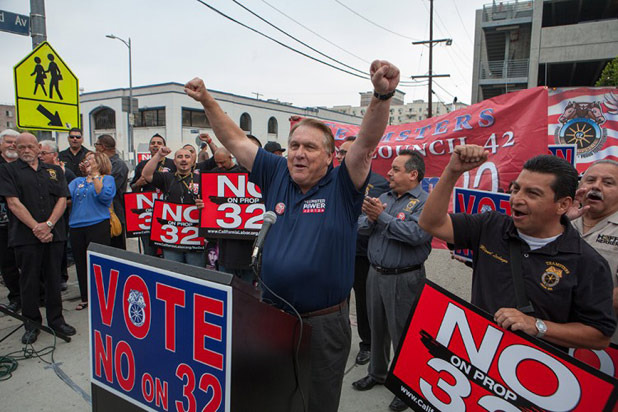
[0,244,471,411]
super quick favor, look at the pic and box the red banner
[200,172,264,239]
[548,87,618,173]
[150,200,204,251]
[123,192,163,237]
[294,87,548,192]
[387,281,618,411]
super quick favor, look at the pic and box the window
[182,108,210,128]
[240,113,251,132]
[135,108,165,127]
[6,110,12,117]
[267,117,278,135]
[93,107,116,129]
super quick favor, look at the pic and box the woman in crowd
[69,152,116,310]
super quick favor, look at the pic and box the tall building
[471,0,618,103]
[330,90,468,125]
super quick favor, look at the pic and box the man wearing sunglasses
[59,127,89,176]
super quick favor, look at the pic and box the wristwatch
[373,90,395,101]
[46,221,54,229]
[535,318,547,338]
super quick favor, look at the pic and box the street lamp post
[106,34,134,161]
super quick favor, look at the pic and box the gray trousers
[303,300,351,412]
[367,265,425,381]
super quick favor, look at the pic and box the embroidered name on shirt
[302,199,326,213]
[596,234,618,246]
[479,244,508,263]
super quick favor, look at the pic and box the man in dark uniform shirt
[0,133,76,344]
[130,133,175,256]
[419,145,616,350]
[0,129,21,312]
[143,146,205,266]
[58,127,89,176]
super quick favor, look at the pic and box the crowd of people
[0,58,617,412]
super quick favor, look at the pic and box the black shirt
[58,146,89,176]
[196,157,216,172]
[151,170,200,205]
[451,211,617,337]
[0,159,69,247]
[0,156,11,228]
[131,157,176,193]
[356,170,390,256]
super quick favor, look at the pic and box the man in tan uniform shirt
[570,160,618,343]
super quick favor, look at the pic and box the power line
[257,0,372,65]
[194,0,370,80]
[231,0,367,76]
[333,0,420,41]
[451,0,474,45]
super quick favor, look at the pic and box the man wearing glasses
[59,128,89,176]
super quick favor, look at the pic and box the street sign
[14,41,80,131]
[0,10,30,36]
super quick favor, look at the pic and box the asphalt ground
[0,241,472,412]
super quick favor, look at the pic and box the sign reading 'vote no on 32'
[14,41,80,131]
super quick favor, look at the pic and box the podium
[88,243,311,412]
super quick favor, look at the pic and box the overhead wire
[194,0,370,80]
[257,0,372,65]
[230,0,368,76]
[333,0,420,41]
[451,0,474,45]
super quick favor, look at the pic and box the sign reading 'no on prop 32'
[14,41,80,131]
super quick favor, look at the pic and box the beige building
[0,104,16,131]
[330,90,468,125]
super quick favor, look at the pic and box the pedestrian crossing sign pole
[14,41,80,131]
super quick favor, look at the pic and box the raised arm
[418,145,488,243]
[345,60,400,190]
[185,79,258,171]
[143,146,171,183]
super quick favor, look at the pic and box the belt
[372,263,422,275]
[301,300,347,318]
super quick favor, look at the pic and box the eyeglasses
[69,135,82,139]
[337,149,348,156]
[94,142,103,146]
[40,151,53,156]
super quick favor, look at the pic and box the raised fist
[370,60,400,95]
[159,146,172,157]
[446,145,489,175]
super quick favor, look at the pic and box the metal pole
[128,37,134,160]
[428,0,433,119]
[29,0,46,48]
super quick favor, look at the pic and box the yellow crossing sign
[14,41,80,131]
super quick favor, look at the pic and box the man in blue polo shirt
[185,60,400,412]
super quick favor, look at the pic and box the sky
[0,0,488,109]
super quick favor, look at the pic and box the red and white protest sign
[136,152,151,163]
[150,200,204,251]
[200,172,264,239]
[570,344,618,381]
[294,86,549,192]
[123,192,163,237]
[548,87,618,173]
[386,281,618,411]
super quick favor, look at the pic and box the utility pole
[252,92,263,100]
[410,0,451,118]
[29,0,46,48]
[30,0,51,140]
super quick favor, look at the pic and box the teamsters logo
[275,202,286,215]
[540,265,563,290]
[127,290,147,327]
[554,94,618,157]
[47,169,57,181]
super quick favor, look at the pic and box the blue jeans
[163,249,206,267]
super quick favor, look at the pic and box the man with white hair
[0,133,76,344]
[0,129,20,312]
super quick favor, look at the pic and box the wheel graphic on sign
[557,118,606,158]
[127,290,146,327]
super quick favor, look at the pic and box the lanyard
[175,171,195,203]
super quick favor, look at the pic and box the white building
[64,83,362,162]
[329,90,468,125]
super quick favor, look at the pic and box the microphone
[251,211,277,265]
